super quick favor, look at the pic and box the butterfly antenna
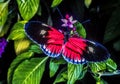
[56,7,64,19]
[82,19,91,24]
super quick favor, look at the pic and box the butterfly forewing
[83,40,110,62]
[25,21,49,44]
[25,21,64,57]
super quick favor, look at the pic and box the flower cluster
[61,14,77,28]
[0,38,7,58]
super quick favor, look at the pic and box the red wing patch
[62,37,87,64]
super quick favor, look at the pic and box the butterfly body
[25,21,110,64]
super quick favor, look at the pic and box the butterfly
[24,19,110,64]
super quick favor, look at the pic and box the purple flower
[61,14,77,28]
[0,38,7,58]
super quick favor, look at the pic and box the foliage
[0,0,120,84]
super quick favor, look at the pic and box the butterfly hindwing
[83,40,110,62]
[62,37,110,64]
[25,21,64,57]
[62,37,87,64]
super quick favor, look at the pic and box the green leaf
[96,79,108,84]
[67,63,83,84]
[0,0,9,33]
[78,65,87,80]
[37,5,41,16]
[14,38,31,55]
[0,0,5,3]
[17,0,40,20]
[7,21,27,40]
[84,0,92,8]
[0,80,6,84]
[113,39,120,51]
[49,58,66,77]
[89,62,106,73]
[7,51,34,84]
[51,0,63,8]
[89,59,117,77]
[50,58,66,65]
[53,68,67,84]
[93,72,108,84]
[12,57,48,84]
[105,58,117,72]
[0,19,10,37]
[74,22,86,38]
[104,6,120,43]
[94,76,108,84]
[29,44,42,54]
[49,59,59,77]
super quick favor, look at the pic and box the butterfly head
[61,14,80,38]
